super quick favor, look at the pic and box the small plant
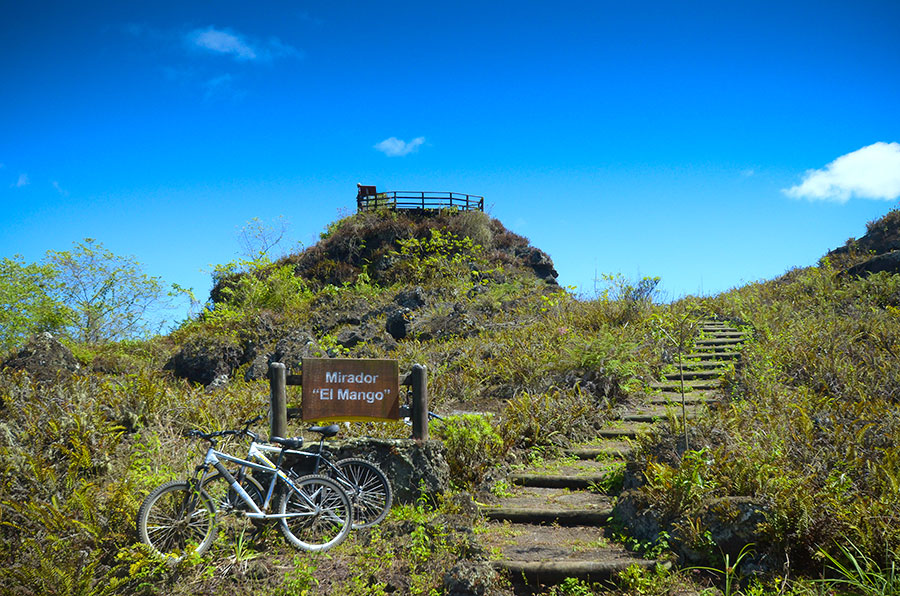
[818,540,900,596]
[686,543,756,596]
[588,461,626,494]
[490,479,515,498]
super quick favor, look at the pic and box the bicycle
[274,423,393,529]
[135,424,352,560]
[204,416,393,530]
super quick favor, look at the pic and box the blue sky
[3,1,900,326]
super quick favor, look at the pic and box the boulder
[385,308,412,340]
[1,332,80,383]
[243,329,323,381]
[845,250,900,277]
[444,561,509,596]
[270,329,322,370]
[692,497,769,562]
[394,286,427,310]
[164,336,242,385]
[611,489,663,545]
[328,438,449,504]
[514,246,559,284]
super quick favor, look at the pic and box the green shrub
[433,414,506,488]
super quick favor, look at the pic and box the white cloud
[52,181,69,196]
[783,142,900,202]
[374,136,426,157]
[189,27,257,60]
[186,26,300,62]
[12,173,29,188]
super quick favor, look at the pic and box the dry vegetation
[2,208,900,595]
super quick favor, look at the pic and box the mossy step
[676,360,728,369]
[596,423,653,439]
[511,459,621,489]
[662,369,723,381]
[621,403,708,421]
[649,380,720,391]
[700,333,747,340]
[567,441,632,459]
[648,392,715,405]
[695,338,746,346]
[482,522,658,585]
[493,554,657,586]
[683,351,741,360]
[483,506,613,525]
[622,411,702,423]
[481,486,614,524]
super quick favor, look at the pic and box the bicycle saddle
[308,424,340,438]
[270,436,304,449]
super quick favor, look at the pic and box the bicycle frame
[254,442,337,476]
[199,443,316,520]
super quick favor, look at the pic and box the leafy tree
[0,255,69,352]
[44,239,165,343]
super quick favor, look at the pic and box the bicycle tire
[275,474,352,552]
[136,480,217,559]
[331,458,392,528]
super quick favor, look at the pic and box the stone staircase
[479,320,750,590]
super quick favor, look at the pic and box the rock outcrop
[1,333,81,382]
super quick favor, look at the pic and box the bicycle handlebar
[184,414,265,444]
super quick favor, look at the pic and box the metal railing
[357,191,484,213]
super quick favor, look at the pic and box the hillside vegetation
[1,207,899,595]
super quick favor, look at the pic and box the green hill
[2,207,899,595]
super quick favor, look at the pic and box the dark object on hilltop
[356,183,484,213]
[2,332,81,383]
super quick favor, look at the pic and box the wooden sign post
[268,359,427,441]
[301,358,400,422]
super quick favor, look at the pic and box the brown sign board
[301,358,400,422]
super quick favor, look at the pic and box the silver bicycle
[136,424,352,559]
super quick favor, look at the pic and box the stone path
[479,320,750,590]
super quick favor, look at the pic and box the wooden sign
[301,358,400,422]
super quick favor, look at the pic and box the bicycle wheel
[276,474,352,552]
[136,480,217,559]
[331,458,392,528]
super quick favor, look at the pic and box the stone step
[596,423,653,439]
[483,523,659,585]
[623,400,710,417]
[691,346,743,354]
[567,441,632,459]
[675,360,728,369]
[483,506,613,525]
[511,459,620,489]
[701,331,746,338]
[648,392,716,405]
[494,558,658,586]
[662,369,724,381]
[695,338,745,346]
[649,379,720,391]
[481,486,615,522]
[683,351,741,360]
